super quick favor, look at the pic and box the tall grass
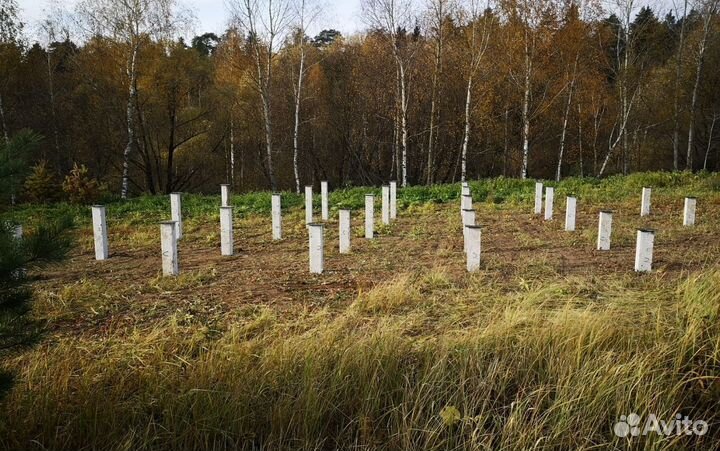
[4,171,717,228]
[1,171,719,449]
[1,271,718,450]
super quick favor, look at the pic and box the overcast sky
[16,0,678,43]
[15,0,364,41]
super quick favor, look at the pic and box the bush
[0,130,42,208]
[62,163,106,205]
[23,161,60,204]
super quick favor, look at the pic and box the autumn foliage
[0,0,718,202]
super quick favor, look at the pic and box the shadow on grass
[0,295,44,400]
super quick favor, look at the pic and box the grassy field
[1,172,720,450]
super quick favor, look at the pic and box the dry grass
[1,175,720,450]
[1,272,718,450]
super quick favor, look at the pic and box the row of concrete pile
[82,181,698,277]
[88,181,402,276]
[462,182,696,273]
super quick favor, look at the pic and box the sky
[16,0,679,43]
[15,0,364,41]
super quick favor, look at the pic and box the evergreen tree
[0,216,73,341]
[0,130,40,206]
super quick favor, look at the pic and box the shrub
[62,163,105,205]
[0,131,42,207]
[22,161,60,204]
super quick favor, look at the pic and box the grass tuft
[1,172,719,450]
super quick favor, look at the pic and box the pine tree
[0,130,40,206]
[0,215,73,351]
[23,161,60,204]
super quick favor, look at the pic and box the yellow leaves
[439,405,462,426]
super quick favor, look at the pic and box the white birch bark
[230,0,291,191]
[425,0,448,185]
[520,27,532,179]
[121,44,139,199]
[556,59,577,182]
[399,60,408,187]
[79,0,187,198]
[293,48,304,194]
[703,113,718,170]
[229,115,236,188]
[363,0,415,187]
[291,0,318,194]
[460,0,490,183]
[461,76,473,182]
[599,0,638,177]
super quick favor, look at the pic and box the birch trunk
[592,99,603,175]
[520,28,532,179]
[459,3,489,182]
[599,86,631,177]
[392,65,400,180]
[362,0,414,185]
[229,115,235,188]
[256,47,277,190]
[577,102,584,177]
[232,0,288,191]
[251,14,275,191]
[426,1,444,185]
[260,82,276,188]
[391,109,398,180]
[293,45,305,194]
[520,64,531,179]
[703,114,717,170]
[239,137,244,188]
[398,59,408,187]
[121,44,139,199]
[461,75,473,182]
[621,80,629,175]
[427,54,439,185]
[556,71,575,182]
[686,10,713,170]
[503,106,509,176]
[599,6,633,178]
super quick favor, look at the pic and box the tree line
[0,0,719,202]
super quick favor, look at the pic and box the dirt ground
[34,196,720,339]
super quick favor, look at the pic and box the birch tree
[458,0,491,182]
[502,0,557,179]
[229,0,292,191]
[703,112,718,170]
[291,0,321,194]
[214,28,250,190]
[40,1,71,169]
[686,0,718,169]
[78,0,189,198]
[517,1,534,180]
[598,0,641,177]
[555,1,597,181]
[363,0,417,187]
[425,0,452,184]
[0,0,20,43]
[556,55,577,181]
